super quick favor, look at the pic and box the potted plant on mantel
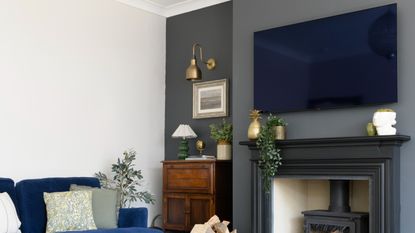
[269,115,287,140]
[209,119,233,160]
[256,114,286,193]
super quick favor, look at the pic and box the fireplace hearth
[240,135,410,233]
[302,180,368,233]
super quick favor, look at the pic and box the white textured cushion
[0,192,21,233]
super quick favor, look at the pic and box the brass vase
[274,126,286,140]
[248,110,261,140]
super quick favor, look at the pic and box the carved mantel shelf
[239,135,411,233]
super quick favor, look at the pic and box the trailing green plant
[256,114,284,193]
[95,149,155,207]
[209,119,233,143]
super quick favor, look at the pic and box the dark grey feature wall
[165,2,232,160]
[233,0,415,232]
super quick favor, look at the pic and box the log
[213,223,230,233]
[191,215,237,233]
[191,224,215,233]
[206,215,221,227]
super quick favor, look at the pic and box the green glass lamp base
[177,138,189,160]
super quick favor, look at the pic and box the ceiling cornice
[115,0,231,17]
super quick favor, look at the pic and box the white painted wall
[0,0,166,221]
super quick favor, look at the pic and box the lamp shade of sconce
[185,43,216,81]
[186,58,202,81]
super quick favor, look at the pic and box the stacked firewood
[190,215,237,233]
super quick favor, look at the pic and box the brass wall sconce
[185,43,216,81]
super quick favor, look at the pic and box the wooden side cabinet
[162,160,232,232]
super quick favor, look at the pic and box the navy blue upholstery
[63,227,163,233]
[0,178,17,206]
[118,208,148,228]
[16,177,100,233]
[2,177,155,233]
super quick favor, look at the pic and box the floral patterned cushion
[44,190,97,233]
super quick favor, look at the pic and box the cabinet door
[188,194,214,229]
[163,193,187,231]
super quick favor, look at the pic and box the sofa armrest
[118,207,148,228]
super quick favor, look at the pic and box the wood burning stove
[302,180,368,233]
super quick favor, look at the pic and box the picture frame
[193,79,228,119]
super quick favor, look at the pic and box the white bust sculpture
[372,109,397,135]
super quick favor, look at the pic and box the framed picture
[193,79,228,119]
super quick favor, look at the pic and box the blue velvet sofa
[0,177,162,233]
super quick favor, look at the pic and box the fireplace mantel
[240,135,410,233]
[240,135,410,154]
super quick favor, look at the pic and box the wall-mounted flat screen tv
[254,4,397,113]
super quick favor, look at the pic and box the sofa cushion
[44,190,97,233]
[70,184,118,229]
[16,177,100,233]
[62,227,163,233]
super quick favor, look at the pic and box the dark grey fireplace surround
[240,135,410,233]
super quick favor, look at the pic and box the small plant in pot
[209,119,233,160]
[268,115,287,140]
[257,114,286,193]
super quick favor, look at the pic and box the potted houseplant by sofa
[95,149,155,207]
[209,119,233,160]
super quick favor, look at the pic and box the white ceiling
[149,0,190,7]
[116,0,230,17]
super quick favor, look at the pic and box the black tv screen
[254,4,397,113]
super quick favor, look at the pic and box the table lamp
[172,124,197,160]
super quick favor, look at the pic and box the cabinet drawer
[163,163,214,193]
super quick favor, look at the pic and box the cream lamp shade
[172,124,197,160]
[172,124,197,139]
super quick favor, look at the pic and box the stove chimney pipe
[328,180,351,212]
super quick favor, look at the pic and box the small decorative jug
[366,122,377,136]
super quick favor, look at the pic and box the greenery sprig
[209,119,233,143]
[256,114,284,193]
[95,149,155,207]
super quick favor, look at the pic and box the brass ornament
[248,110,262,140]
[196,140,206,155]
